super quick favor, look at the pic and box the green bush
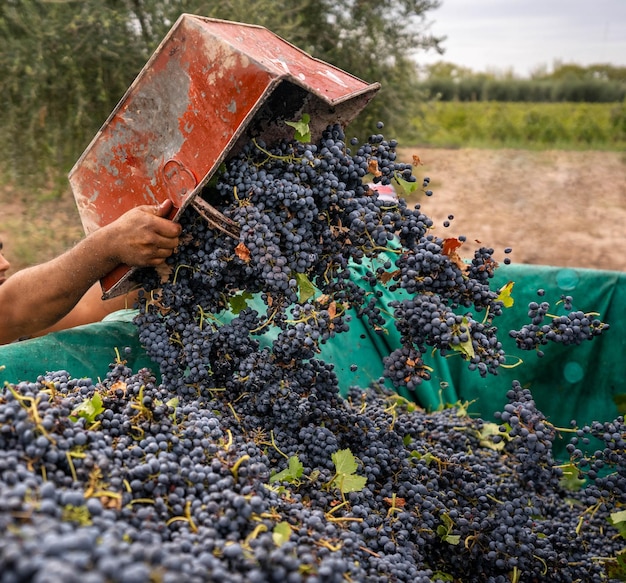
[407,102,626,150]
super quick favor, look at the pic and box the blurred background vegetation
[0,0,625,273]
[0,0,444,187]
[1,0,625,190]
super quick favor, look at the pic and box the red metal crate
[69,14,380,297]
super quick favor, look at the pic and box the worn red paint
[69,14,380,297]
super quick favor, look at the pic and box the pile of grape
[0,123,619,582]
[134,124,510,397]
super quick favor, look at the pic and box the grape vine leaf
[229,291,254,315]
[478,422,506,451]
[70,393,104,425]
[330,449,367,493]
[270,455,304,484]
[606,548,626,580]
[235,242,251,263]
[431,572,454,582]
[497,281,515,308]
[437,513,461,545]
[285,113,311,143]
[393,174,420,195]
[367,159,382,177]
[449,317,475,359]
[272,521,292,546]
[610,510,626,538]
[559,462,586,492]
[295,273,316,303]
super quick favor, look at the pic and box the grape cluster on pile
[1,362,626,583]
[0,123,618,582]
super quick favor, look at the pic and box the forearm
[0,201,180,345]
[0,229,120,343]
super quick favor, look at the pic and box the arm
[0,200,181,345]
[32,283,139,338]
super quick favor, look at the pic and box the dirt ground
[399,148,626,273]
[1,148,625,274]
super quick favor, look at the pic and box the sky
[417,0,626,77]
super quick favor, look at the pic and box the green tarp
[2,263,625,444]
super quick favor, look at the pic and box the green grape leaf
[330,449,367,493]
[606,548,626,579]
[497,281,515,308]
[229,291,254,315]
[431,572,455,582]
[295,272,316,304]
[270,455,304,484]
[272,521,292,546]
[285,113,311,143]
[559,462,586,492]
[437,513,460,545]
[610,510,626,539]
[333,473,367,493]
[449,317,475,359]
[70,392,104,425]
[393,174,420,196]
[332,448,359,475]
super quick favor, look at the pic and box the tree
[0,0,443,183]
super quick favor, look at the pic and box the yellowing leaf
[272,521,292,546]
[497,281,515,308]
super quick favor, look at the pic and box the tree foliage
[420,61,626,103]
[0,0,443,183]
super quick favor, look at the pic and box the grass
[406,101,626,151]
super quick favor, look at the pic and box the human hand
[101,200,182,268]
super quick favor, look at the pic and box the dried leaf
[412,154,423,166]
[384,496,406,508]
[379,269,400,284]
[442,237,463,256]
[235,242,251,263]
[367,159,382,177]
[442,237,466,272]
[328,301,337,320]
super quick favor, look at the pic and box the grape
[509,294,609,354]
[0,123,616,582]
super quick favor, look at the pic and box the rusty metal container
[68,14,380,297]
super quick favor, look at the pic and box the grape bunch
[134,123,515,395]
[509,292,609,356]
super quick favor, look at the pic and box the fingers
[155,199,175,218]
[108,203,182,268]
